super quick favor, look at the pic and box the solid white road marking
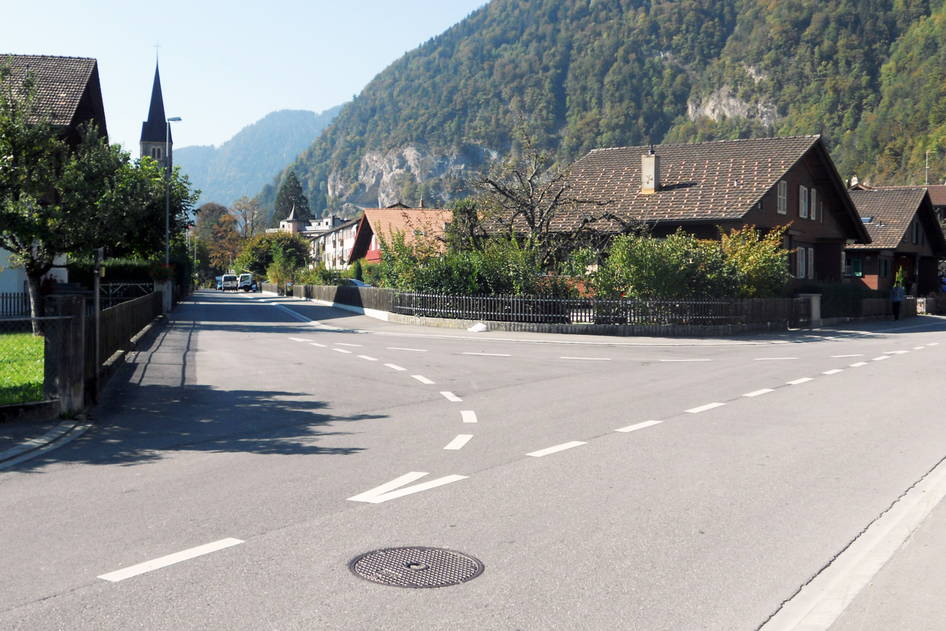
[913,346,926,350]
[850,362,868,368]
[460,410,477,424]
[831,354,863,358]
[333,348,352,354]
[615,420,662,433]
[441,391,462,402]
[787,377,813,385]
[411,375,434,384]
[388,347,428,352]
[384,363,406,371]
[685,402,725,414]
[357,355,378,361]
[873,355,891,361]
[743,388,774,398]
[660,358,712,362]
[347,472,467,504]
[527,441,587,458]
[443,434,473,450]
[755,357,799,361]
[461,352,511,357]
[759,454,946,631]
[928,342,940,346]
[98,538,244,582]
[308,342,326,348]
[288,337,313,342]
[560,356,611,361]
[822,369,844,375]
[884,350,909,354]
[336,342,363,347]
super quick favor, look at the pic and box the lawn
[0,332,45,405]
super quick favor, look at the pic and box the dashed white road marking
[787,377,813,385]
[660,358,712,362]
[460,410,477,424]
[884,350,909,354]
[412,375,435,385]
[913,346,926,350]
[443,434,473,450]
[336,342,363,347]
[743,388,774,398]
[440,391,462,402]
[288,337,313,342]
[384,363,406,371]
[686,402,725,414]
[388,347,428,352]
[357,355,378,361]
[822,369,844,375]
[929,342,940,346]
[309,342,326,348]
[461,352,511,357]
[850,362,868,368]
[560,356,611,361]
[527,441,587,458]
[347,472,467,504]
[873,355,891,361]
[755,357,798,361]
[332,348,352,354]
[98,538,244,582]
[831,354,863,358]
[615,420,662,433]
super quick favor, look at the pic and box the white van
[222,274,238,291]
[238,273,254,292]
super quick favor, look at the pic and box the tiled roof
[363,207,453,246]
[561,135,823,232]
[847,187,943,251]
[1,54,97,127]
[926,184,946,207]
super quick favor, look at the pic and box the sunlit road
[2,290,945,630]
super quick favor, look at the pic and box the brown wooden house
[348,206,452,265]
[563,135,870,282]
[845,187,946,294]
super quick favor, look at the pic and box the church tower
[140,62,171,168]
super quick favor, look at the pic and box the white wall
[0,249,27,293]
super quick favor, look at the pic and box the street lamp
[165,116,182,266]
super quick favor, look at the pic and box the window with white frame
[810,188,817,221]
[777,181,787,214]
[799,185,809,219]
[806,247,815,279]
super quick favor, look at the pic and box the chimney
[641,146,660,194]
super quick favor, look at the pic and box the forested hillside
[177,106,341,207]
[263,0,946,217]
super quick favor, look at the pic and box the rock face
[327,144,496,210]
[687,85,778,127]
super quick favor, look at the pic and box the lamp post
[165,116,182,266]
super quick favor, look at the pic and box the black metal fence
[392,293,810,328]
[0,292,29,316]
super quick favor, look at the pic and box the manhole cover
[349,547,484,588]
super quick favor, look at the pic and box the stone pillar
[44,295,86,416]
[797,293,822,327]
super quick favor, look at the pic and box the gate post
[44,295,86,415]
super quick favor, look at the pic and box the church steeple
[140,62,171,167]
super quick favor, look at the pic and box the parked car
[238,273,254,292]
[215,276,223,290]
[343,278,371,287]
[222,274,238,291]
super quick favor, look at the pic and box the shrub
[720,225,792,298]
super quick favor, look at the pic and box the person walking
[891,282,906,320]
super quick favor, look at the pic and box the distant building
[140,62,172,168]
[310,217,360,270]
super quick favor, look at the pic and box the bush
[235,232,309,277]
[297,264,341,286]
[720,225,792,298]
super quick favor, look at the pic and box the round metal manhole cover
[349,547,484,588]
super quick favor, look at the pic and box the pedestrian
[891,283,906,320]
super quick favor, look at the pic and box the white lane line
[560,356,611,361]
[831,354,863,358]
[461,352,512,357]
[660,358,712,363]
[441,391,462,402]
[527,441,587,458]
[743,388,774,398]
[412,375,435,385]
[98,538,244,582]
[308,342,326,348]
[288,337,313,342]
[347,472,467,504]
[388,347,428,352]
[913,346,926,350]
[787,377,813,385]
[873,355,891,361]
[460,410,477,424]
[759,454,946,631]
[336,342,363,347]
[384,363,406,371]
[883,350,909,354]
[357,355,378,361]
[686,402,725,414]
[615,420,662,433]
[443,434,473,450]
[332,348,352,354]
[822,369,844,375]
[754,357,799,361]
[849,362,868,368]
[929,342,940,346]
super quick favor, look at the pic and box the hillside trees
[272,170,310,226]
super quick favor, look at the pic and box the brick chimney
[641,147,660,195]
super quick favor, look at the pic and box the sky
[2,0,487,152]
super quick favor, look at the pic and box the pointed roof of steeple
[140,62,170,143]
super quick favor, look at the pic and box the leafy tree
[234,232,309,277]
[271,170,310,226]
[194,203,229,242]
[231,196,266,238]
[719,225,791,298]
[266,247,299,287]
[207,213,243,272]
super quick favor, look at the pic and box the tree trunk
[26,270,44,335]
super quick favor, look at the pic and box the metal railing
[84,291,162,381]
[0,292,29,317]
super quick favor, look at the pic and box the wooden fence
[84,291,163,381]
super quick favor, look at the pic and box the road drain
[349,547,484,588]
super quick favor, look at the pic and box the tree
[207,213,243,272]
[194,203,229,242]
[232,196,265,238]
[234,232,309,277]
[0,67,196,319]
[272,170,310,225]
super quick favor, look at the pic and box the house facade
[347,207,452,265]
[564,136,871,282]
[310,217,360,270]
[845,187,946,294]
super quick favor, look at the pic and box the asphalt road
[2,290,945,630]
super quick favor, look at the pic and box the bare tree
[232,196,266,238]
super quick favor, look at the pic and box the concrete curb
[0,419,91,471]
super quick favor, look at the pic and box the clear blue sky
[3,0,486,152]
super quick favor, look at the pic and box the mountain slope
[176,106,341,207]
